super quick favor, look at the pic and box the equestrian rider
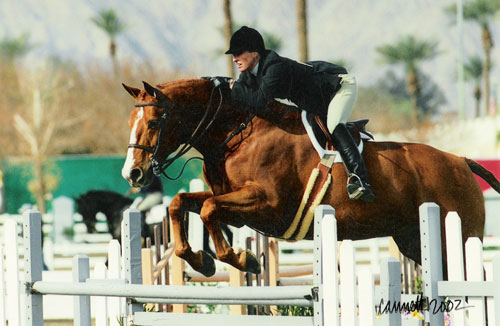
[217,26,374,202]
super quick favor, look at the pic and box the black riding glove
[201,76,233,90]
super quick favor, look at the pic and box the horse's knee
[169,193,187,216]
[200,198,217,225]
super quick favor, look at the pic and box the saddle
[305,113,374,151]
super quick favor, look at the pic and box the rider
[219,26,374,202]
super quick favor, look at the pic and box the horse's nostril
[130,168,143,183]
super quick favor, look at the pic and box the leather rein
[127,85,255,180]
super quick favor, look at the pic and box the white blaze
[122,108,144,180]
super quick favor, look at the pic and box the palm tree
[0,33,33,63]
[296,0,308,62]
[223,0,235,78]
[91,8,126,71]
[446,0,500,116]
[376,35,438,124]
[463,55,484,117]
[0,33,34,89]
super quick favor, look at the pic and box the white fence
[3,202,500,325]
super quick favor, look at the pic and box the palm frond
[91,8,126,38]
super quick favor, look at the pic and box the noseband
[128,85,253,180]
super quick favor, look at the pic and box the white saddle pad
[300,111,367,160]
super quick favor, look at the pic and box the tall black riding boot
[331,123,375,202]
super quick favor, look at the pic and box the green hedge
[2,155,204,213]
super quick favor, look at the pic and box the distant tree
[0,33,34,90]
[377,70,446,118]
[445,0,500,116]
[91,8,126,72]
[0,33,33,63]
[296,0,308,62]
[463,55,486,117]
[376,35,439,124]
[223,0,235,78]
[261,31,283,52]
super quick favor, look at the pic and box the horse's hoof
[197,250,216,277]
[244,249,261,274]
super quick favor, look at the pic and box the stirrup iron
[346,174,366,200]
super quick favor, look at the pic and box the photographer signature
[376,294,474,315]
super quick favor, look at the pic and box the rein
[128,85,255,180]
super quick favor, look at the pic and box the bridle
[128,84,255,180]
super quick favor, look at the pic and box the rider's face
[232,51,260,72]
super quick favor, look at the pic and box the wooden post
[23,210,43,326]
[377,257,401,326]
[340,240,357,326]
[465,238,486,325]
[419,202,444,325]
[0,246,5,325]
[73,255,91,326]
[445,212,466,326]
[107,240,122,325]
[170,217,186,313]
[141,248,155,311]
[388,237,401,260]
[317,205,337,326]
[358,268,374,326]
[268,238,279,316]
[93,262,108,326]
[162,214,171,312]
[229,266,245,315]
[122,209,143,320]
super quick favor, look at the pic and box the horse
[74,189,233,256]
[121,78,500,277]
[74,190,148,241]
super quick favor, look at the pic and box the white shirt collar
[251,63,259,76]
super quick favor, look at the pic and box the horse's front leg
[169,190,216,277]
[200,185,271,274]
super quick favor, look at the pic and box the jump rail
[22,206,338,326]
[17,202,500,325]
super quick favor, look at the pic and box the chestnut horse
[121,78,500,277]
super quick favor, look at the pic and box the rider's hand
[201,76,233,88]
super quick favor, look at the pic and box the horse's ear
[142,81,167,102]
[122,83,141,98]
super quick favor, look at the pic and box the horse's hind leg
[199,185,271,274]
[169,191,217,277]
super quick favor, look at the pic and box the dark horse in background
[121,78,500,277]
[74,190,232,255]
[74,190,144,241]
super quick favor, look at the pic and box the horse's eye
[148,120,160,129]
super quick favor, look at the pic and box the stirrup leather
[346,174,366,200]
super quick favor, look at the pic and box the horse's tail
[466,158,500,194]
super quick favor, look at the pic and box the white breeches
[326,74,358,133]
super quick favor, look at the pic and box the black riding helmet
[225,26,265,56]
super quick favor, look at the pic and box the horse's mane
[150,78,306,135]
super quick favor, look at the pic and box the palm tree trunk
[407,69,420,124]
[296,0,308,62]
[223,0,235,78]
[110,39,119,76]
[482,27,493,116]
[474,85,481,118]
